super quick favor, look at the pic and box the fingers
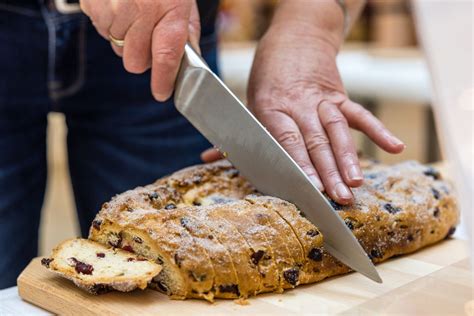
[318,102,363,188]
[340,100,405,154]
[256,108,324,190]
[294,108,354,204]
[150,7,190,101]
[201,148,223,162]
[108,2,139,57]
[122,18,154,73]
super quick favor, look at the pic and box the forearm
[269,0,366,50]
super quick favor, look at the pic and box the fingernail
[309,176,324,191]
[335,183,352,200]
[348,165,363,181]
[390,136,405,147]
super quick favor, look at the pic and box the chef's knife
[174,44,382,283]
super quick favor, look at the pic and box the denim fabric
[0,3,217,288]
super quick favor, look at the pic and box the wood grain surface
[17,239,471,315]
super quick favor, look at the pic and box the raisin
[41,258,53,268]
[383,203,401,214]
[180,217,191,229]
[122,245,134,253]
[433,207,440,217]
[127,258,135,262]
[155,280,169,293]
[164,203,176,210]
[445,227,456,239]
[92,219,102,230]
[174,253,183,268]
[407,234,414,241]
[424,167,441,180]
[328,199,344,211]
[431,188,441,200]
[90,284,110,295]
[283,268,299,286]
[208,235,214,240]
[250,250,265,265]
[192,201,202,206]
[133,236,143,244]
[225,169,240,178]
[148,192,159,200]
[211,196,235,204]
[308,248,323,262]
[344,218,355,230]
[219,284,240,296]
[430,230,435,234]
[370,249,383,259]
[306,229,320,237]
[191,175,202,184]
[96,252,105,258]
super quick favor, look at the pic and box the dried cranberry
[92,219,102,230]
[306,229,320,237]
[219,284,240,295]
[250,250,265,265]
[96,252,105,258]
[308,248,323,262]
[41,258,53,268]
[283,268,299,286]
[383,203,401,214]
[122,245,134,253]
[72,259,94,275]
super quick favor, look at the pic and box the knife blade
[174,44,382,283]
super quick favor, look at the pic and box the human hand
[80,0,200,101]
[243,24,405,204]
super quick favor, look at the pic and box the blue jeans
[0,3,216,288]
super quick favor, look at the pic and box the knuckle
[305,133,330,153]
[324,113,347,128]
[277,130,303,148]
[153,46,180,60]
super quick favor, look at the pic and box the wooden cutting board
[17,238,472,315]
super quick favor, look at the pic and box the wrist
[270,0,346,50]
